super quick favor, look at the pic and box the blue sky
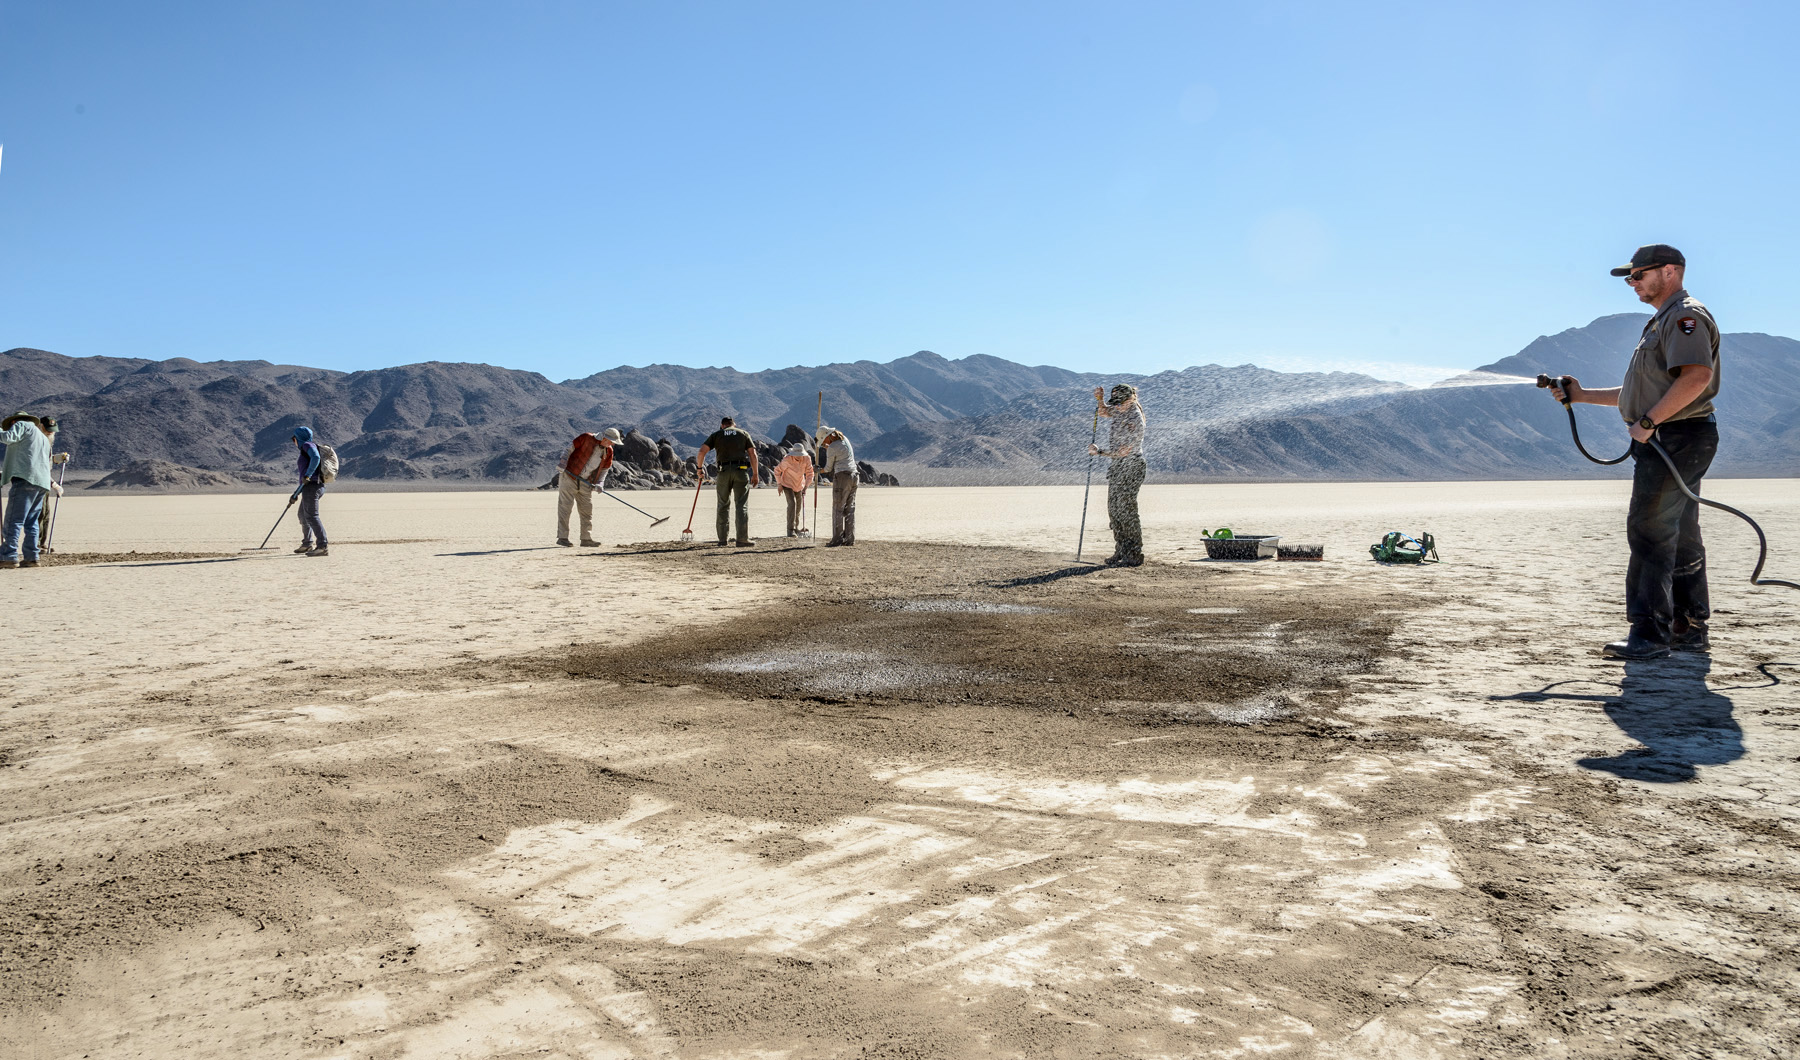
[3,1,1796,384]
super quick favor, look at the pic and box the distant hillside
[0,347,1079,483]
[864,315,1800,481]
[5,314,1794,485]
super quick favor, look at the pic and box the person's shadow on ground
[1579,656,1742,782]
[1492,655,1744,783]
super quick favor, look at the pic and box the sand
[3,480,1798,1058]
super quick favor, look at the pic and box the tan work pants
[830,471,858,545]
[781,487,806,534]
[557,471,594,542]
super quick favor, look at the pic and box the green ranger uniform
[704,426,756,545]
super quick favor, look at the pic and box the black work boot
[1602,634,1671,660]
[1670,618,1711,653]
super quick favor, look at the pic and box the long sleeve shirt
[1101,405,1146,460]
[296,442,322,485]
[0,421,54,490]
[819,437,856,477]
[774,451,816,492]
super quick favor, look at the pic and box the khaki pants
[830,471,858,545]
[781,487,806,534]
[557,471,594,542]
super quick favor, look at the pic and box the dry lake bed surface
[3,480,1798,1059]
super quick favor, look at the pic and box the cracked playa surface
[2,481,1798,1059]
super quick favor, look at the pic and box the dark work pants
[714,466,750,544]
[1625,418,1717,644]
[299,481,328,546]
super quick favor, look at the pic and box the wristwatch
[1637,415,1658,431]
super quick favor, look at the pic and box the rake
[243,494,296,550]
[597,486,669,527]
[678,474,704,542]
[43,454,69,552]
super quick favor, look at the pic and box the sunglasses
[1626,265,1666,282]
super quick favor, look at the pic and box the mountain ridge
[5,313,1795,484]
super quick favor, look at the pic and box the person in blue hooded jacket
[292,426,329,556]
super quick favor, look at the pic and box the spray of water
[1427,371,1542,388]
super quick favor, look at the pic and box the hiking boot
[1602,635,1670,660]
[294,544,313,554]
[735,539,756,547]
[18,560,39,568]
[556,538,573,547]
[306,546,330,558]
[717,539,730,547]
[579,539,601,547]
[1671,622,1711,653]
[0,561,17,570]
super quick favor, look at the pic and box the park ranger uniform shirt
[1619,289,1720,424]
[703,427,756,468]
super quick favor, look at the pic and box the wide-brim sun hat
[602,428,622,442]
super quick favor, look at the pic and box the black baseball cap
[1610,244,1685,277]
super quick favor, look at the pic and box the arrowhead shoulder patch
[1678,316,1698,334]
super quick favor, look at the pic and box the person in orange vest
[773,441,816,538]
[556,427,620,546]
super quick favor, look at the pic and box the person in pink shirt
[773,441,816,538]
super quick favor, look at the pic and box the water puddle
[699,647,965,694]
[871,599,1053,615]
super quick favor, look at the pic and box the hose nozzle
[1535,374,1574,405]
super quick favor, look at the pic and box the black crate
[1277,543,1325,561]
[1203,535,1279,560]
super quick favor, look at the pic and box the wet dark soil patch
[29,551,234,567]
[562,541,1398,726]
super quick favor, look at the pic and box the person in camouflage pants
[1090,383,1147,567]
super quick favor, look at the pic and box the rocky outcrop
[344,455,427,480]
[88,461,248,490]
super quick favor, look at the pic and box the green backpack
[1370,531,1439,564]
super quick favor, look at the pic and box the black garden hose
[1536,374,1798,591]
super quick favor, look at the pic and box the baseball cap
[1610,244,1685,277]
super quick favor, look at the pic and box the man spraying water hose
[1090,384,1147,567]
[1544,244,1718,659]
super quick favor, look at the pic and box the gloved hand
[50,483,63,497]
[290,490,301,503]
[52,452,70,465]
